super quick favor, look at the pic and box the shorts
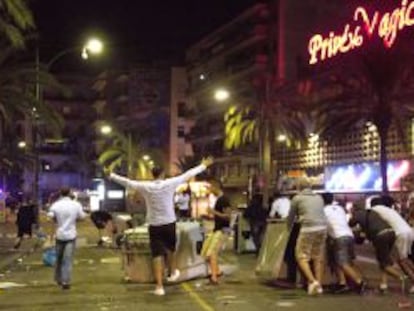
[395,230,414,259]
[333,236,355,265]
[148,222,176,258]
[200,230,227,258]
[373,230,395,269]
[296,229,327,262]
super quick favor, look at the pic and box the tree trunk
[378,126,389,194]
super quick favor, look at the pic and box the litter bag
[42,248,56,267]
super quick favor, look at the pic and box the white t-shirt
[47,197,86,241]
[110,164,206,226]
[324,203,353,239]
[175,192,191,211]
[269,197,290,219]
[372,204,413,236]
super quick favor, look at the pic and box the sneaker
[166,269,180,282]
[307,281,321,296]
[153,287,165,296]
[61,283,70,290]
[356,281,366,295]
[335,284,351,294]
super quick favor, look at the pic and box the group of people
[33,155,414,299]
[268,183,414,296]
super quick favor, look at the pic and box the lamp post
[30,38,104,203]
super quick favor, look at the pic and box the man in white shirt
[269,193,290,219]
[107,156,214,296]
[174,187,191,219]
[322,193,365,294]
[371,196,414,291]
[47,187,86,290]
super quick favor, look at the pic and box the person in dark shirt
[201,184,232,284]
[244,193,268,254]
[90,210,117,246]
[14,199,37,249]
[349,205,407,293]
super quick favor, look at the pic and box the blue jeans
[55,239,76,285]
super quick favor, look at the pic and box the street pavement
[0,220,411,311]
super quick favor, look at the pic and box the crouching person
[349,204,407,294]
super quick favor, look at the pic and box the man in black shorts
[107,157,214,296]
[349,205,407,293]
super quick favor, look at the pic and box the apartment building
[186,0,414,197]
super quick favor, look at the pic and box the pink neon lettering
[308,24,363,64]
[309,0,414,64]
[354,7,378,36]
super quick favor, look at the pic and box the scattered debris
[0,282,27,289]
[101,257,120,264]
[276,301,295,308]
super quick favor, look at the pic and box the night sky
[30,0,258,66]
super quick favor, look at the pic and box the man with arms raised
[106,156,214,296]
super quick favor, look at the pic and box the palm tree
[175,155,201,173]
[97,131,153,180]
[0,0,35,48]
[224,84,307,202]
[0,45,63,130]
[311,39,414,194]
[0,45,64,199]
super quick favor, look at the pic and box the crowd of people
[263,183,414,296]
[5,156,414,299]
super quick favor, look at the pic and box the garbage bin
[121,227,153,283]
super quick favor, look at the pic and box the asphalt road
[0,246,410,310]
[0,220,411,310]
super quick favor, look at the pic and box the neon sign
[308,0,414,65]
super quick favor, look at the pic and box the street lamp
[81,38,104,60]
[18,141,27,149]
[100,125,112,135]
[30,37,105,203]
[214,88,230,102]
[45,37,104,69]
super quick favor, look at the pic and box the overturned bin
[121,221,209,283]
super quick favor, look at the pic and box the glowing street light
[18,141,26,149]
[82,38,104,59]
[143,155,150,161]
[277,134,287,142]
[100,125,112,135]
[214,88,230,102]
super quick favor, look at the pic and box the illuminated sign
[325,160,411,192]
[308,0,414,64]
